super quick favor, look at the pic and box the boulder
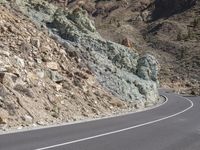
[136,54,160,82]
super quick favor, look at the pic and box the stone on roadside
[135,101,145,109]
[0,116,6,124]
[21,115,33,123]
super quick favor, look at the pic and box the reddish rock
[121,37,134,48]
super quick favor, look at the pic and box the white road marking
[0,95,167,135]
[36,96,194,150]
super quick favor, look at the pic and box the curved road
[0,91,199,150]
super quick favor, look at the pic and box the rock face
[0,0,160,129]
[14,0,159,102]
[0,5,141,129]
[137,54,159,82]
[14,2,159,102]
[70,0,199,95]
[49,8,159,102]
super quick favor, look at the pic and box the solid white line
[36,96,193,150]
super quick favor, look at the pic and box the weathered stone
[135,100,145,109]
[20,42,33,52]
[47,8,159,102]
[14,56,25,68]
[0,50,10,57]
[0,116,6,124]
[136,54,160,82]
[62,80,71,90]
[14,84,34,98]
[30,38,40,48]
[0,72,17,88]
[36,70,45,79]
[46,62,59,70]
[47,70,64,83]
[121,37,134,48]
[54,83,62,91]
[74,71,88,79]
[36,121,46,125]
[8,1,159,102]
[0,4,158,130]
[21,115,33,123]
[0,85,8,97]
[27,72,38,83]
[0,67,7,72]
[110,99,124,108]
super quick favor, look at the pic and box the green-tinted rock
[11,0,160,103]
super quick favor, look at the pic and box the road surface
[0,91,199,150]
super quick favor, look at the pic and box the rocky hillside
[0,1,159,130]
[61,0,200,95]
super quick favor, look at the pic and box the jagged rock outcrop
[9,0,160,102]
[51,8,160,102]
[62,0,199,96]
[18,3,159,103]
[0,5,139,129]
[136,54,159,82]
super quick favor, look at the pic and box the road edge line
[0,95,167,135]
[35,95,193,150]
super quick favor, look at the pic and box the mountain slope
[0,5,133,129]
[65,0,200,94]
[0,1,160,130]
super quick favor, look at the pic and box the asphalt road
[0,91,199,150]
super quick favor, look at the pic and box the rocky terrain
[0,0,160,130]
[58,0,199,95]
